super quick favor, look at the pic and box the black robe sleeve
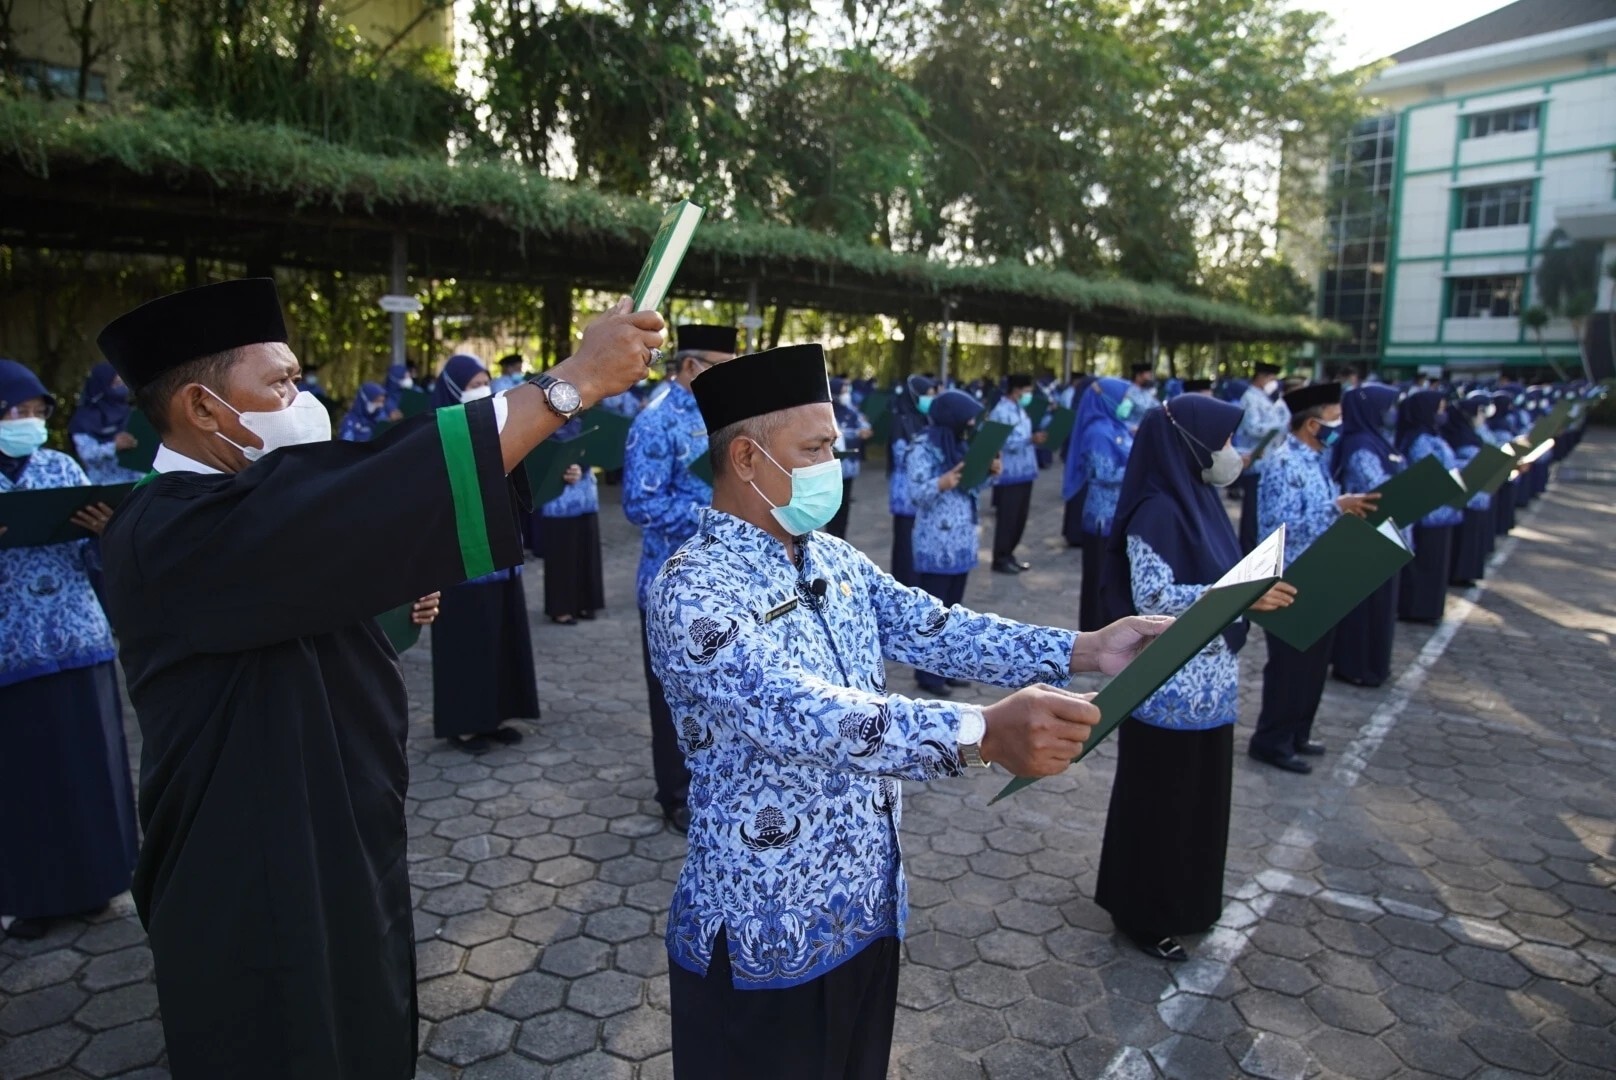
[104,397,522,654]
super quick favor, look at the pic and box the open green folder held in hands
[958,421,1014,490]
[1452,444,1518,504]
[1251,515,1413,651]
[1365,454,1465,527]
[0,483,136,549]
[527,428,598,507]
[375,603,422,653]
[992,529,1286,802]
[631,200,705,312]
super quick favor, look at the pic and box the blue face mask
[106,384,130,403]
[0,417,49,458]
[916,395,934,416]
[750,443,844,535]
[1316,419,1342,448]
[1018,392,1034,408]
[1116,398,1135,421]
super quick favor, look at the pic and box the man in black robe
[95,278,662,1079]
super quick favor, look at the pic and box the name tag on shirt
[762,598,799,623]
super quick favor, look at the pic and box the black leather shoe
[1132,935,1188,961]
[450,735,492,755]
[1296,741,1326,756]
[946,678,972,688]
[665,805,691,835]
[1248,748,1313,774]
[991,558,1020,574]
[1014,560,1031,571]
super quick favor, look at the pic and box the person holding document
[68,362,146,484]
[987,372,1044,573]
[540,418,606,624]
[645,343,1168,1078]
[1234,362,1290,551]
[94,278,662,1079]
[1332,384,1409,688]
[885,374,935,588]
[1439,395,1495,586]
[907,389,1001,694]
[1394,389,1463,624]
[1061,377,1134,630]
[1094,395,1295,961]
[0,359,138,943]
[624,323,738,832]
[1250,383,1379,774]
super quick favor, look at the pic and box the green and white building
[1316,0,1616,376]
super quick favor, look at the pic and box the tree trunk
[998,323,1013,379]
[895,314,918,377]
[293,0,324,82]
[766,305,788,351]
[542,280,573,366]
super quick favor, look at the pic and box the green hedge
[1,100,1344,341]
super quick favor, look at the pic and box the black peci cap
[676,324,740,356]
[691,343,831,435]
[1283,382,1342,414]
[97,278,288,389]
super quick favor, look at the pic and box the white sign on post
[379,294,423,315]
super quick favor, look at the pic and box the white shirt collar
[152,443,224,475]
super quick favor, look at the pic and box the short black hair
[1007,373,1035,390]
[133,347,248,435]
[1289,404,1326,431]
[709,413,787,480]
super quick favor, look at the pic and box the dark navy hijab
[68,362,131,441]
[1334,384,1401,484]
[924,389,983,468]
[886,375,934,473]
[0,358,54,479]
[1062,376,1132,502]
[1395,389,1445,453]
[339,381,387,441]
[1440,395,1485,452]
[433,354,489,409]
[1101,394,1249,651]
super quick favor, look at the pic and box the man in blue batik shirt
[1250,382,1378,775]
[647,343,1170,1079]
[623,323,738,833]
[1235,361,1290,551]
[986,373,1046,574]
[490,353,526,394]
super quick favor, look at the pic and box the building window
[1457,181,1534,230]
[1449,276,1523,319]
[1319,113,1398,362]
[15,58,108,103]
[1463,105,1540,139]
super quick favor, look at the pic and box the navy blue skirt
[0,662,138,918]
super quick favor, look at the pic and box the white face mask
[1202,443,1244,487]
[398,375,414,389]
[205,387,332,461]
[460,385,492,403]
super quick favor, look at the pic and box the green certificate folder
[688,450,713,485]
[993,573,1278,802]
[1452,444,1516,505]
[0,483,136,549]
[116,410,160,473]
[1251,516,1413,651]
[631,199,705,311]
[861,392,892,442]
[580,407,633,472]
[397,388,432,418]
[1043,408,1076,450]
[1365,454,1465,527]
[957,421,1014,491]
[375,603,422,653]
[1526,399,1573,447]
[529,429,597,507]
[1247,428,1282,464]
[1025,396,1049,431]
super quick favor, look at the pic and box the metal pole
[390,232,408,371]
[745,281,760,354]
[1061,312,1074,383]
[1150,322,1160,370]
[939,301,954,386]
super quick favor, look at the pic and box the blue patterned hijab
[1062,376,1131,502]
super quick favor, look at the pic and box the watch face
[549,380,582,414]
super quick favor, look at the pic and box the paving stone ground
[2,429,1613,1080]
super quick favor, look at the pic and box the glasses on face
[3,402,53,421]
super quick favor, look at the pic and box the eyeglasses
[3,402,53,421]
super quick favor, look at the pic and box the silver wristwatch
[532,374,583,420]
[957,704,989,769]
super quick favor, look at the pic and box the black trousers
[991,481,1033,561]
[1237,472,1261,553]
[1078,532,1106,632]
[916,572,968,689]
[1062,492,1086,547]
[890,514,917,588]
[823,478,855,539]
[1251,626,1337,759]
[670,933,900,1080]
[638,610,690,813]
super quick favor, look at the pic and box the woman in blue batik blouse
[1332,383,1409,688]
[1062,376,1135,630]
[907,389,1000,695]
[1094,395,1294,961]
[337,381,394,443]
[539,418,606,625]
[885,375,935,588]
[0,359,139,941]
[68,362,145,485]
[1439,395,1496,586]
[1395,390,1463,624]
[822,377,871,539]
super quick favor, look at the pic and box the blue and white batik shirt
[646,509,1076,989]
[623,381,712,610]
[1258,434,1341,567]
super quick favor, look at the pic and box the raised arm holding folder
[957,420,1014,490]
[1251,515,1413,650]
[0,483,136,549]
[1365,453,1465,527]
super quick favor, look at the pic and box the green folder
[581,407,633,472]
[688,450,713,485]
[1526,399,1573,447]
[0,483,136,549]
[1452,444,1516,505]
[993,574,1279,802]
[1040,407,1074,449]
[862,392,892,442]
[957,420,1014,490]
[116,410,160,473]
[1250,515,1413,651]
[1247,428,1282,465]
[631,199,705,311]
[375,603,422,653]
[1365,453,1465,527]
[397,388,432,418]
[1025,395,1049,431]
[528,428,597,507]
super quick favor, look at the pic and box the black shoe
[991,558,1021,574]
[579,610,598,621]
[1014,560,1031,571]
[665,806,691,834]
[1331,672,1380,688]
[916,678,953,697]
[1133,935,1188,961]
[450,735,492,755]
[1248,748,1312,774]
[1296,741,1326,757]
[3,917,50,940]
[946,678,972,689]
[487,726,524,745]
